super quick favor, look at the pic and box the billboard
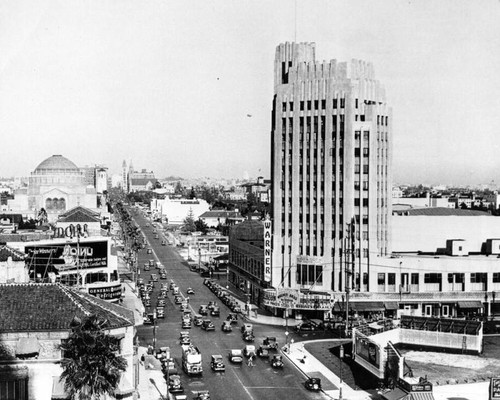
[26,240,108,275]
[263,216,272,282]
[88,283,122,301]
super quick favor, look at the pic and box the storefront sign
[263,217,272,282]
[88,284,122,301]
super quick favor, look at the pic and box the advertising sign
[88,284,122,301]
[26,240,108,274]
[491,378,500,399]
[263,216,272,282]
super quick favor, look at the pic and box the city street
[130,208,331,400]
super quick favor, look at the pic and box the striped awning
[457,301,483,309]
[410,392,435,400]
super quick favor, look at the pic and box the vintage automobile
[179,331,191,345]
[180,302,189,312]
[221,321,232,332]
[160,271,167,279]
[193,315,203,327]
[156,307,165,319]
[242,331,255,342]
[149,259,155,266]
[168,374,184,393]
[144,263,150,271]
[295,322,316,332]
[192,390,210,400]
[151,273,158,282]
[170,280,176,289]
[231,304,242,313]
[210,306,220,317]
[158,291,167,299]
[186,287,195,295]
[304,377,322,392]
[207,301,217,310]
[157,299,166,307]
[210,355,225,372]
[241,323,253,334]
[243,344,256,358]
[174,296,183,304]
[161,240,167,246]
[263,337,279,350]
[143,312,154,325]
[201,319,215,331]
[256,345,270,358]
[271,354,284,368]
[199,305,208,316]
[226,313,238,324]
[147,248,153,254]
[143,298,151,307]
[228,349,243,363]
[161,283,169,291]
[181,318,192,329]
[173,286,180,295]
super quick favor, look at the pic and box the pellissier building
[266,42,391,316]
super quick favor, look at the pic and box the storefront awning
[385,302,400,310]
[16,337,40,357]
[457,301,483,309]
[381,387,410,400]
[351,302,385,312]
[52,376,70,400]
[409,392,435,400]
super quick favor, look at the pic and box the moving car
[271,354,284,368]
[210,355,225,372]
[181,319,192,329]
[226,313,238,324]
[160,271,167,279]
[193,315,203,327]
[143,312,154,325]
[199,305,208,316]
[221,321,232,332]
[201,320,215,331]
[243,345,256,358]
[174,296,183,304]
[304,377,322,392]
[263,337,279,350]
[210,306,220,317]
[179,331,191,345]
[168,374,184,393]
[144,263,150,271]
[187,288,195,295]
[156,307,165,319]
[192,391,210,400]
[241,323,253,334]
[228,349,243,363]
[161,240,166,246]
[256,345,270,358]
[147,248,153,254]
[157,299,166,307]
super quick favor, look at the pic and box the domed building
[8,155,98,222]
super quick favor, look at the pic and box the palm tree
[60,314,128,400]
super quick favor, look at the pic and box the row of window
[281,98,347,112]
[229,249,264,280]
[377,272,500,285]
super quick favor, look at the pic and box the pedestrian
[247,353,255,367]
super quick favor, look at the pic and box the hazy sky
[1,0,499,185]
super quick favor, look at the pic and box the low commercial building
[0,283,136,400]
[0,245,28,283]
[150,197,210,225]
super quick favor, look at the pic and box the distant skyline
[1,0,499,185]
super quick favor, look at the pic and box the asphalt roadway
[131,209,335,400]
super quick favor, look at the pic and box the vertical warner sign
[264,216,272,282]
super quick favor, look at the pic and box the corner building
[271,42,392,299]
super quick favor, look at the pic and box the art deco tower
[271,42,392,294]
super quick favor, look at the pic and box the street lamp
[285,308,289,344]
[339,344,344,400]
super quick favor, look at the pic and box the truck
[181,344,203,376]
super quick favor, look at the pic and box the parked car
[221,321,232,332]
[143,312,154,325]
[143,298,151,307]
[304,377,322,392]
[168,374,184,393]
[295,322,316,332]
[201,319,215,331]
[228,349,243,363]
[210,355,225,372]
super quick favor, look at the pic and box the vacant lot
[400,335,500,384]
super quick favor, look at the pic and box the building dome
[34,155,79,173]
